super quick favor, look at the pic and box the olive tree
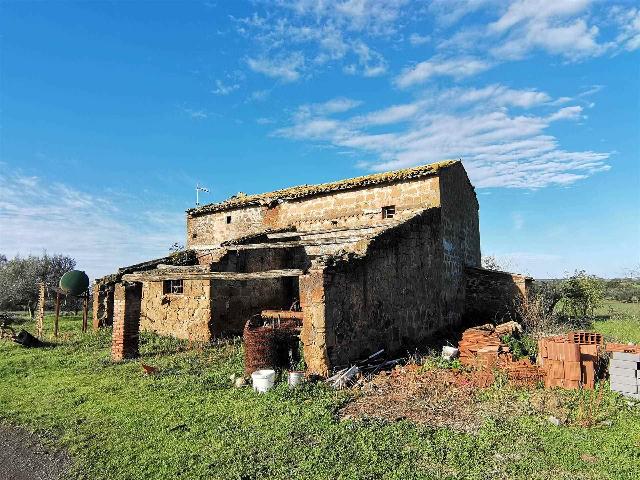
[561,270,604,319]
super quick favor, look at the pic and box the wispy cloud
[212,79,240,95]
[0,171,184,280]
[247,53,305,82]
[274,84,611,188]
[395,57,493,88]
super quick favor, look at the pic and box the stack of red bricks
[458,324,509,369]
[537,332,601,389]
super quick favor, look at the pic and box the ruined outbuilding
[94,160,530,374]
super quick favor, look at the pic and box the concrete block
[611,352,640,362]
[609,366,637,378]
[609,359,640,370]
[611,382,638,394]
[618,391,640,400]
[609,374,638,386]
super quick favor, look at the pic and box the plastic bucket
[441,346,459,360]
[251,369,276,393]
[288,371,305,388]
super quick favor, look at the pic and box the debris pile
[537,332,601,389]
[606,344,639,399]
[457,322,543,386]
[326,349,400,389]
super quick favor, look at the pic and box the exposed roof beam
[121,269,304,282]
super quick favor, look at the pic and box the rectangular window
[226,215,232,224]
[382,205,396,219]
[162,279,183,295]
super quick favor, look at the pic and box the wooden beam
[156,264,209,271]
[121,268,305,282]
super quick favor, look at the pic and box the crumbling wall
[92,282,114,330]
[187,175,440,248]
[210,276,298,336]
[463,267,531,323]
[307,208,447,372]
[139,280,211,341]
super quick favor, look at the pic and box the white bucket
[251,369,276,393]
[442,346,459,360]
[288,371,305,388]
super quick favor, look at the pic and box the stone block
[610,359,640,370]
[612,352,640,362]
[611,382,638,394]
[609,366,637,378]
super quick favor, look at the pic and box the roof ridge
[187,159,459,216]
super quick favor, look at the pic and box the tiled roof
[187,159,458,216]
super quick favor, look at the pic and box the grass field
[1,307,639,480]
[592,300,640,344]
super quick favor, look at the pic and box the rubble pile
[458,321,543,386]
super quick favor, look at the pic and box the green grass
[591,300,640,344]
[1,314,640,479]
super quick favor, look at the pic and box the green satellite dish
[59,270,90,296]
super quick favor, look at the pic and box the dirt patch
[339,364,573,431]
[0,424,73,480]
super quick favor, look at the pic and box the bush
[561,271,604,319]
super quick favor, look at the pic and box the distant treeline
[0,253,83,316]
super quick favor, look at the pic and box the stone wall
[92,282,114,330]
[139,279,211,341]
[187,175,440,248]
[301,208,447,373]
[463,267,532,323]
[210,276,298,336]
[438,162,482,327]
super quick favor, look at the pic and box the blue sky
[1,0,638,280]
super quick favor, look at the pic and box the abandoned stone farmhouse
[94,159,530,375]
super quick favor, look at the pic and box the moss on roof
[187,159,458,216]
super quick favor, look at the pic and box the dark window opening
[163,279,184,295]
[382,205,396,219]
[226,215,232,224]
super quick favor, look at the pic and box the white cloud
[611,7,640,51]
[247,53,305,82]
[395,56,492,87]
[355,103,421,125]
[212,79,240,95]
[438,84,551,108]
[305,97,363,116]
[547,105,583,122]
[274,85,610,189]
[0,172,184,281]
[409,33,430,45]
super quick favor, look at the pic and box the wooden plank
[121,268,304,282]
[156,264,209,271]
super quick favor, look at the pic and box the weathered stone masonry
[96,159,530,373]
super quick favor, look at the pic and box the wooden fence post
[36,282,45,338]
[54,292,61,337]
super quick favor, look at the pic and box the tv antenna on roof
[195,183,209,206]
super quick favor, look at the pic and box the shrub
[561,271,604,319]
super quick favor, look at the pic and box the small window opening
[163,279,184,295]
[226,215,232,224]
[382,205,396,219]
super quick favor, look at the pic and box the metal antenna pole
[195,184,209,206]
